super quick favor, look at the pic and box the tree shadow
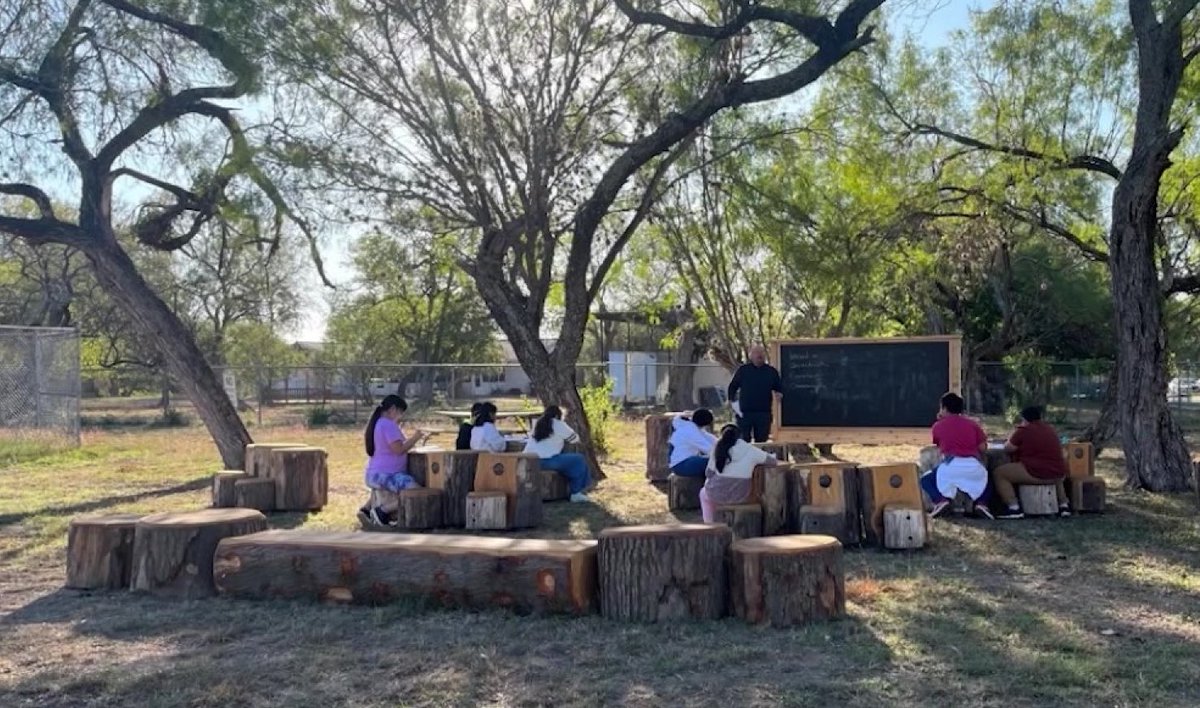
[0,476,212,527]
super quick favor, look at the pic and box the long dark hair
[533,405,562,441]
[713,424,740,472]
[472,401,497,427]
[365,395,407,456]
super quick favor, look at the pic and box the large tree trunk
[666,325,700,410]
[530,359,607,482]
[1105,7,1194,492]
[1079,366,1120,454]
[83,238,252,469]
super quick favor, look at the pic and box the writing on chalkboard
[779,340,952,429]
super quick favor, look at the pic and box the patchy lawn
[1,418,1199,707]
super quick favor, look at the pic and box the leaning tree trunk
[82,235,252,469]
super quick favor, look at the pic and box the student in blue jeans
[667,409,717,477]
[524,405,592,503]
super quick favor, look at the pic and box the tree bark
[234,478,276,512]
[597,524,732,622]
[66,513,142,590]
[396,489,444,530]
[212,471,245,508]
[130,509,267,599]
[82,238,252,469]
[729,535,845,627]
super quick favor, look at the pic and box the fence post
[32,334,44,427]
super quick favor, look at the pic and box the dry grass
[2,416,1200,707]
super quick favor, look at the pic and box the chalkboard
[773,337,961,440]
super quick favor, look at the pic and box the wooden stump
[858,464,923,547]
[730,534,844,627]
[984,448,1011,472]
[752,442,789,462]
[784,465,811,532]
[214,531,598,615]
[267,447,328,511]
[1019,485,1058,516]
[644,413,681,482]
[716,504,763,541]
[1069,477,1106,513]
[797,505,847,539]
[426,451,478,527]
[234,478,276,512]
[597,524,731,622]
[131,509,267,599]
[66,514,141,590]
[407,447,446,486]
[792,463,861,545]
[754,465,791,536]
[397,489,445,530]
[883,505,927,550]
[243,442,304,477]
[667,473,703,512]
[786,444,817,463]
[541,469,571,502]
[1065,442,1094,479]
[465,491,508,531]
[212,471,245,508]
[472,453,543,529]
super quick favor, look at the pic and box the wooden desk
[434,410,542,430]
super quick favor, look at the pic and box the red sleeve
[1009,428,1026,448]
[975,422,987,445]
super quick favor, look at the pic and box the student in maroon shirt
[993,406,1070,519]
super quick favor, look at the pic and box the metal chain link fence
[0,326,81,449]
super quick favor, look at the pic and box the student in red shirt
[920,392,993,519]
[993,406,1070,519]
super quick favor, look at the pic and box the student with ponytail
[357,395,431,527]
[699,424,779,522]
[469,401,507,453]
[524,405,591,503]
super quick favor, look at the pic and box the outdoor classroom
[2,1,1200,707]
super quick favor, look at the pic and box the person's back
[700,425,777,521]
[922,392,991,519]
[454,422,473,451]
[1009,420,1067,479]
[931,413,987,458]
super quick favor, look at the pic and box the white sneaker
[569,492,591,503]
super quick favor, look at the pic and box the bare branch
[0,182,56,219]
[614,0,839,48]
[939,186,1111,263]
[910,123,1123,180]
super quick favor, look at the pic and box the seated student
[699,424,779,523]
[524,405,591,503]
[357,395,431,527]
[920,392,993,519]
[455,402,483,451]
[668,408,717,478]
[993,406,1071,519]
[469,401,507,453]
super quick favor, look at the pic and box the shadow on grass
[0,475,213,527]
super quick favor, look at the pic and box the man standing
[727,344,783,443]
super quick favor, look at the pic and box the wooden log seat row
[214,530,598,615]
[212,444,328,513]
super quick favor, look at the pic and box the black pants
[737,411,772,443]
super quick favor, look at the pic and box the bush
[306,406,333,427]
[157,408,190,428]
[578,378,620,455]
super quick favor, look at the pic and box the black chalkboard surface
[777,338,957,430]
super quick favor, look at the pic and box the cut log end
[465,491,508,531]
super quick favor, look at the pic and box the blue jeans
[541,452,590,494]
[920,466,991,504]
[671,456,709,478]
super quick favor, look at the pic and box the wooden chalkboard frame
[770,336,962,445]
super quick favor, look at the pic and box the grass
[2,418,1199,707]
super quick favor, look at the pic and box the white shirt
[470,422,507,453]
[523,418,578,459]
[706,440,774,480]
[668,416,717,468]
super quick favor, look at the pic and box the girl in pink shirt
[358,395,431,527]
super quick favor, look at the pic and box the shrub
[578,378,620,455]
[306,406,333,427]
[158,408,190,428]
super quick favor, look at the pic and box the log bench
[131,509,267,599]
[730,534,845,627]
[597,524,731,622]
[66,513,142,590]
[213,530,597,615]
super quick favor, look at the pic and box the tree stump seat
[396,488,444,530]
[131,509,267,599]
[66,513,142,590]
[542,468,571,502]
[465,491,508,530]
[266,446,328,511]
[1069,477,1106,513]
[243,443,304,477]
[597,524,731,622]
[882,504,928,550]
[1018,484,1059,516]
[418,450,478,527]
[472,453,543,529]
[234,478,276,512]
[715,503,764,541]
[667,473,703,512]
[730,534,845,627]
[212,471,245,508]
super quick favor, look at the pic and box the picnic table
[433,409,542,431]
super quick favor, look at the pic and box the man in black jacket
[727,345,783,442]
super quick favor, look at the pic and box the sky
[291,1,985,343]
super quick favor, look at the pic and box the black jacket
[727,363,783,413]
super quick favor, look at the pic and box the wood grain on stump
[541,468,571,502]
[212,471,245,508]
[882,504,927,550]
[597,524,731,622]
[66,513,142,590]
[858,464,923,547]
[131,509,267,599]
[783,465,811,532]
[751,442,789,462]
[730,534,845,627]
[213,530,598,615]
[1065,442,1094,479]
[425,451,478,527]
[792,463,861,545]
[267,446,328,511]
[472,454,543,529]
[406,447,446,486]
[751,465,790,535]
[1019,485,1058,516]
[234,478,276,512]
[1069,477,1106,513]
[397,488,444,530]
[644,413,681,482]
[465,491,508,530]
[243,442,304,477]
[716,503,763,541]
[667,473,703,512]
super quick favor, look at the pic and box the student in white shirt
[700,424,778,522]
[469,401,507,453]
[668,409,717,477]
[524,405,591,503]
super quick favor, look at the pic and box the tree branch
[0,214,87,248]
[614,0,839,48]
[0,183,56,219]
[910,123,1123,180]
[939,186,1111,263]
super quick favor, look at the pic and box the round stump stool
[597,524,732,622]
[212,471,246,508]
[666,473,703,512]
[882,504,927,550]
[66,513,143,590]
[397,488,445,530]
[1018,485,1059,516]
[131,509,267,599]
[730,534,845,627]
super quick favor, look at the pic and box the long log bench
[213,530,597,615]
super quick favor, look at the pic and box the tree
[0,1,324,468]
[887,0,1200,490]
[269,0,886,467]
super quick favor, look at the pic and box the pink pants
[699,487,716,523]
